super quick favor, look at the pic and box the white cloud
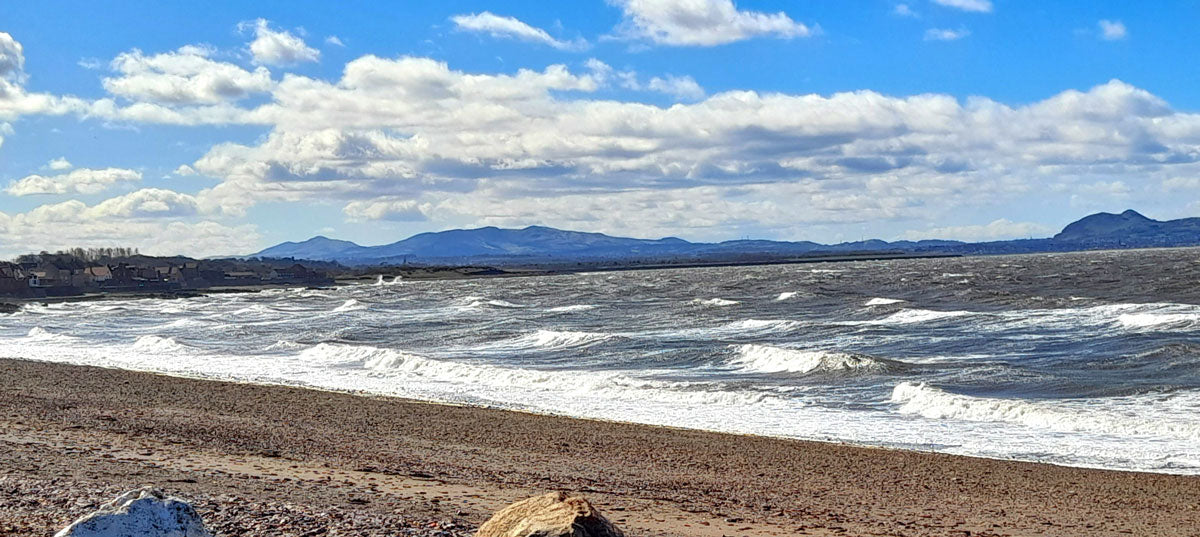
[245,19,320,66]
[614,69,706,100]
[930,0,993,13]
[0,192,258,258]
[162,50,1200,239]
[893,4,918,17]
[103,45,273,105]
[343,198,431,222]
[647,75,706,100]
[611,0,812,46]
[6,167,142,196]
[90,187,199,217]
[1164,177,1200,191]
[78,57,103,70]
[325,35,346,47]
[47,157,72,171]
[925,28,969,41]
[0,32,26,83]
[9,28,1200,244]
[451,12,587,51]
[900,219,1053,241]
[1099,20,1127,41]
[173,164,198,176]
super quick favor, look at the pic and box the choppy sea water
[5,248,1200,474]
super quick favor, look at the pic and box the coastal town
[0,249,334,299]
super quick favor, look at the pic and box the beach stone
[55,488,211,537]
[476,491,624,537]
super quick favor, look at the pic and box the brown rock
[476,492,624,537]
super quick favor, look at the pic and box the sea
[4,248,1200,474]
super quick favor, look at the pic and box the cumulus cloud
[244,19,320,66]
[1099,20,1127,41]
[47,157,72,171]
[646,75,706,100]
[103,45,273,105]
[611,0,812,46]
[9,26,1200,244]
[931,0,992,13]
[343,198,432,222]
[900,219,1053,241]
[174,62,1200,239]
[0,207,256,258]
[452,12,587,51]
[612,68,706,100]
[0,32,26,84]
[5,167,142,196]
[925,28,969,41]
[0,188,256,257]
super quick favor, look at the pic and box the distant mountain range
[251,210,1200,266]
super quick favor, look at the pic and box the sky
[1,0,1199,257]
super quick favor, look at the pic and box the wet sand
[2,358,1198,536]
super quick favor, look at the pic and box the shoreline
[3,358,1198,536]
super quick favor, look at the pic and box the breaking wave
[131,335,190,353]
[547,304,596,313]
[729,344,906,375]
[1117,312,1200,330]
[865,297,905,306]
[775,292,797,301]
[695,298,740,307]
[870,308,972,325]
[25,327,75,342]
[891,383,1200,441]
[492,329,617,350]
[298,343,777,407]
[332,299,366,312]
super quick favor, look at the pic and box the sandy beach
[2,358,1199,536]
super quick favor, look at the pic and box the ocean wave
[297,343,775,407]
[547,304,596,313]
[229,305,272,316]
[332,299,367,312]
[492,329,617,350]
[722,319,804,335]
[462,298,527,309]
[775,292,797,301]
[869,308,972,325]
[695,298,740,307]
[730,344,905,375]
[131,335,190,353]
[1117,312,1200,330]
[374,275,403,286]
[865,297,905,306]
[265,340,305,352]
[891,383,1200,441]
[24,327,75,342]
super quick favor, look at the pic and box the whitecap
[695,298,739,307]
[775,292,797,301]
[131,335,190,353]
[547,304,596,313]
[730,344,902,375]
[865,297,905,306]
[487,329,617,350]
[332,299,366,313]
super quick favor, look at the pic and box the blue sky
[1,0,1198,256]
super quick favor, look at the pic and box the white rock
[55,488,210,537]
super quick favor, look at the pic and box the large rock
[476,491,624,537]
[55,488,210,537]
